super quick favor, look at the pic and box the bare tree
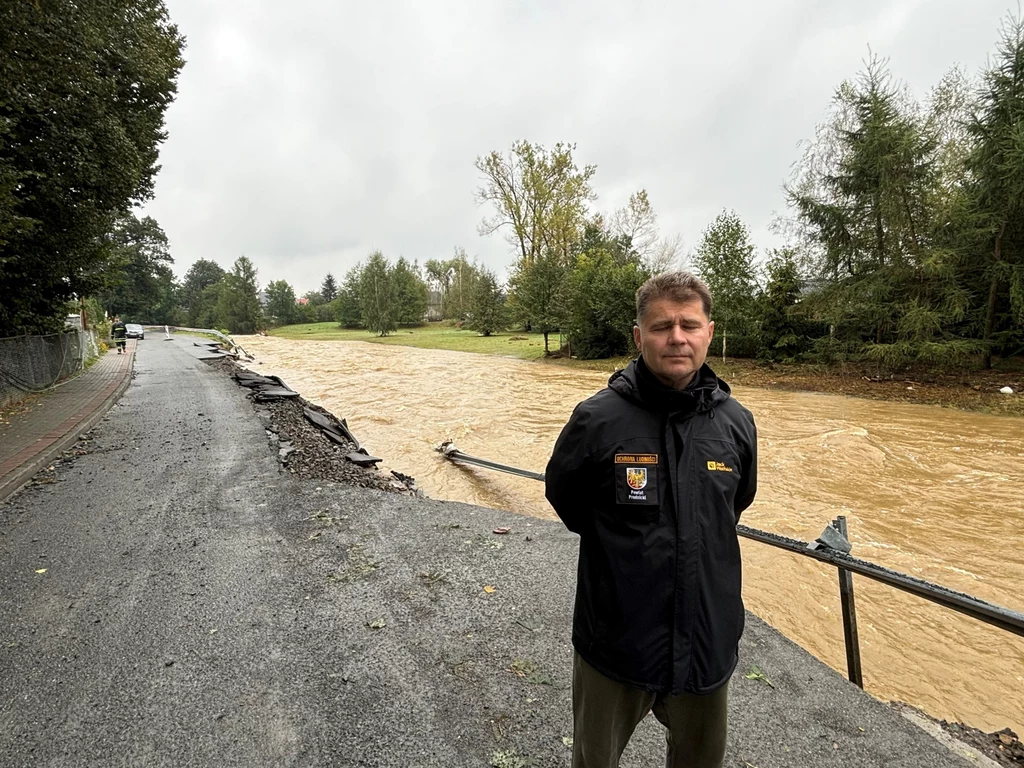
[645,233,684,273]
[611,189,658,261]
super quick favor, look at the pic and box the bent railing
[159,326,253,360]
[436,442,1024,688]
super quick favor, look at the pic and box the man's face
[633,296,714,390]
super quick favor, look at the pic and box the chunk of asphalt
[345,452,382,467]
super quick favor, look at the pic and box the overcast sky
[144,0,1017,294]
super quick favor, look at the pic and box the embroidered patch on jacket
[626,467,648,489]
[615,455,659,505]
[614,453,658,464]
[706,461,734,472]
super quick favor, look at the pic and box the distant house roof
[297,297,309,305]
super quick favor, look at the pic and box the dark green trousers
[572,652,729,768]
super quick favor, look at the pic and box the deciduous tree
[217,257,262,334]
[424,249,482,321]
[475,141,595,265]
[359,252,398,336]
[508,251,567,353]
[265,280,300,326]
[611,190,658,264]
[392,258,429,325]
[335,265,364,328]
[0,0,184,334]
[97,214,177,324]
[181,260,227,326]
[563,224,650,360]
[692,210,757,361]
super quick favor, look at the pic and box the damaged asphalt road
[0,337,976,767]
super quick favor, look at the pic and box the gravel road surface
[0,337,976,767]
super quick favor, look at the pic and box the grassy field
[268,322,560,361]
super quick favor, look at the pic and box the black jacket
[545,357,757,694]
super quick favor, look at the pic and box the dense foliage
[780,21,1024,369]
[0,0,184,335]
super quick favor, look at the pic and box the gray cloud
[145,0,1017,292]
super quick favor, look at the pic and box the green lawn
[268,322,557,360]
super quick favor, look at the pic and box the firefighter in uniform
[111,317,127,354]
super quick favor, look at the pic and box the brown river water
[237,336,1024,734]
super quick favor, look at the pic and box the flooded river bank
[238,335,1024,734]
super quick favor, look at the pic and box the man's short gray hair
[636,271,713,324]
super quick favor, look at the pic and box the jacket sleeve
[544,403,596,535]
[734,417,758,521]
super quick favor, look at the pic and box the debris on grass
[365,618,386,630]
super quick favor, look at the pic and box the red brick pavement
[0,341,135,500]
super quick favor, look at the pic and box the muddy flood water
[238,335,1024,734]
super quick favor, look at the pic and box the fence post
[834,516,864,688]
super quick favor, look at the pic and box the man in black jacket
[545,271,757,768]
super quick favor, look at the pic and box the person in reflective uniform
[111,317,127,355]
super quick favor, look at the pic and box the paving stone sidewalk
[0,340,135,502]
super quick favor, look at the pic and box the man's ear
[633,324,642,351]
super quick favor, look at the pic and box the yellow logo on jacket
[626,467,648,489]
[706,461,734,472]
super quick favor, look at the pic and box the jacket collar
[608,356,730,414]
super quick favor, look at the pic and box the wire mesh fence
[0,330,98,409]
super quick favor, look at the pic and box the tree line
[773,15,1024,370]
[175,250,509,337]
[5,3,1020,372]
[469,12,1024,369]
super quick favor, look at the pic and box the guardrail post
[834,516,864,688]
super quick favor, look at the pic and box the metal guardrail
[438,441,545,481]
[436,442,1024,688]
